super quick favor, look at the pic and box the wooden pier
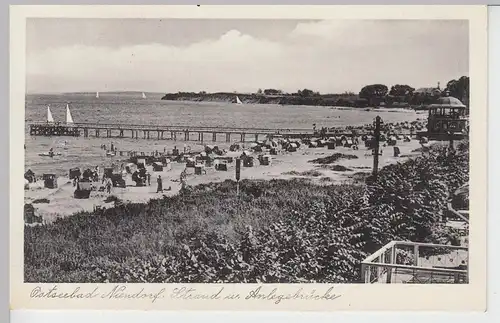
[28,122,415,142]
[28,122,320,142]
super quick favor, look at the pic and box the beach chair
[287,143,298,152]
[393,146,401,157]
[387,137,397,146]
[74,181,92,199]
[243,156,254,167]
[260,155,272,166]
[24,203,43,224]
[152,162,164,172]
[111,173,126,188]
[24,169,36,183]
[194,165,206,175]
[252,145,263,152]
[327,142,336,150]
[344,139,353,148]
[69,167,81,180]
[42,174,58,189]
[132,171,146,187]
[229,143,240,152]
[103,167,114,179]
[136,158,146,169]
[186,158,196,168]
[215,161,228,171]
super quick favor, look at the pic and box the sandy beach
[25,138,424,224]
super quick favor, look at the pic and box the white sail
[142,92,146,99]
[47,106,54,123]
[236,96,243,104]
[66,104,74,124]
[96,91,99,98]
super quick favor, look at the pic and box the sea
[25,92,424,177]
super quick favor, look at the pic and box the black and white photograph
[21,16,473,286]
[10,6,489,312]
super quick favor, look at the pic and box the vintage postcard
[10,5,487,311]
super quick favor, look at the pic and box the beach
[25,136,424,224]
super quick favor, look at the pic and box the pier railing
[361,241,468,284]
[28,121,319,141]
[27,121,315,134]
[27,121,415,141]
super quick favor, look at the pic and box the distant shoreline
[161,92,362,107]
[161,92,416,109]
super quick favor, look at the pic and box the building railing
[361,241,468,284]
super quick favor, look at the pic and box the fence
[361,241,468,284]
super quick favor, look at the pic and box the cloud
[26,20,468,94]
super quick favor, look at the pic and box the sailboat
[66,104,74,124]
[142,92,147,99]
[96,91,99,98]
[235,96,243,105]
[47,106,54,123]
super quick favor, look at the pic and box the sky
[25,19,469,94]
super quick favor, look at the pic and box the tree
[389,84,415,97]
[257,89,263,94]
[359,84,388,106]
[359,84,388,99]
[298,88,315,97]
[264,89,282,95]
[445,76,469,105]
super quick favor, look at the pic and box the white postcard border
[10,5,488,311]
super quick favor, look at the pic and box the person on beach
[180,168,188,189]
[106,177,112,194]
[156,175,163,193]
